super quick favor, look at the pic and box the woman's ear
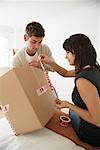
[24,34,29,41]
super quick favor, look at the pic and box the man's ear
[24,34,29,41]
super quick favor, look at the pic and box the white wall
[0,0,100,100]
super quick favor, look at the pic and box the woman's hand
[55,99,70,109]
[39,54,53,65]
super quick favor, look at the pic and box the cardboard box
[0,67,56,135]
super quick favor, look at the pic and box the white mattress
[0,117,86,150]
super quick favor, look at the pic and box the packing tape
[0,104,9,113]
[39,60,57,98]
[0,104,9,119]
[59,115,71,127]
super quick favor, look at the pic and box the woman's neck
[83,65,91,69]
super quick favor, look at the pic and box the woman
[40,34,100,147]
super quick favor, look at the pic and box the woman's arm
[40,54,75,77]
[56,78,100,126]
[49,61,75,77]
[75,78,100,126]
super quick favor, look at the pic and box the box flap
[14,67,56,126]
[0,67,11,77]
[0,68,42,134]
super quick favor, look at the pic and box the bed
[0,117,85,150]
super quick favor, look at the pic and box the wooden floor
[46,110,100,150]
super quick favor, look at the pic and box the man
[12,21,54,71]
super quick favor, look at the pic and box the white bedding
[0,117,85,150]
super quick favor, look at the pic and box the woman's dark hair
[25,21,45,37]
[63,34,100,70]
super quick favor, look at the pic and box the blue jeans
[69,110,80,134]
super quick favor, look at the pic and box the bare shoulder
[76,77,96,89]
[76,77,98,97]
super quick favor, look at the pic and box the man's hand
[28,60,41,68]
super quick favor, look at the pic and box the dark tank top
[72,67,100,146]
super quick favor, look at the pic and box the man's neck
[26,49,36,56]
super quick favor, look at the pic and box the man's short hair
[25,21,45,37]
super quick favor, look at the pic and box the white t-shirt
[25,51,38,62]
[12,44,55,71]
